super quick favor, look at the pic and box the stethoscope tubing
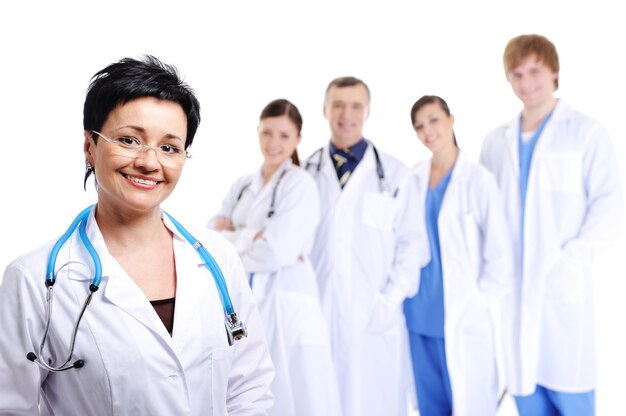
[30,205,243,372]
[163,212,235,316]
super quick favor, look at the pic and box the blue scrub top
[404,169,453,338]
[518,110,553,260]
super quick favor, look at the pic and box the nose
[134,145,161,169]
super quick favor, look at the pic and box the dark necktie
[332,148,355,188]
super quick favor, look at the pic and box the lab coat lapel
[162,216,214,350]
[504,117,520,178]
[247,159,292,222]
[340,144,376,197]
[320,145,343,200]
[80,211,175,338]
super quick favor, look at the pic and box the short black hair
[83,55,201,149]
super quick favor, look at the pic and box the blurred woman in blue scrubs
[404,95,514,416]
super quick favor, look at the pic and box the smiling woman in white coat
[480,34,624,416]
[0,56,274,415]
[208,99,342,416]
[404,95,514,416]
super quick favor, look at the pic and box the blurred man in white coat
[480,34,624,416]
[305,77,428,416]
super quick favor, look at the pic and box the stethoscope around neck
[27,204,247,372]
[236,168,287,218]
[305,140,394,196]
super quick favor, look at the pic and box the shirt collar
[329,138,368,163]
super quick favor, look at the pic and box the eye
[414,124,423,131]
[116,136,141,148]
[159,144,183,154]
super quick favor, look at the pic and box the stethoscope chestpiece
[225,313,248,346]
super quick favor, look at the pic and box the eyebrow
[112,125,183,143]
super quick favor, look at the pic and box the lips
[123,173,158,186]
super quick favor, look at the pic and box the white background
[1,1,624,414]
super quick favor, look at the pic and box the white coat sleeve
[223,241,275,415]
[561,124,624,258]
[380,172,430,305]
[0,260,48,415]
[474,169,515,297]
[239,173,320,274]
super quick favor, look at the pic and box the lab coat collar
[503,98,569,167]
[161,214,215,347]
[323,141,376,195]
[411,150,471,184]
[249,158,293,194]
[63,207,214,346]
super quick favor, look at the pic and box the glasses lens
[94,132,189,166]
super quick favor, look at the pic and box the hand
[253,231,264,241]
[214,217,235,231]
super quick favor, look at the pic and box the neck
[521,97,557,131]
[261,162,281,185]
[331,136,361,150]
[431,145,458,173]
[95,203,168,248]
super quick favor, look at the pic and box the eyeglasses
[90,131,191,167]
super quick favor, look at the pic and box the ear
[296,134,302,146]
[83,130,95,165]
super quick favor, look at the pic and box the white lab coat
[209,159,342,416]
[0,210,274,416]
[305,143,429,416]
[480,99,624,395]
[411,152,514,415]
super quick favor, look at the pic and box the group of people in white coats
[210,33,623,416]
[0,33,622,416]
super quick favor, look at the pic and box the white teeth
[126,175,157,186]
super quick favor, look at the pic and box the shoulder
[189,227,236,255]
[304,146,326,164]
[285,164,316,185]
[554,100,607,136]
[410,158,430,174]
[457,154,499,190]
[2,238,57,291]
[373,146,409,175]
[483,117,515,147]
[230,172,256,189]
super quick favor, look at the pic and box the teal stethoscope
[27,204,247,372]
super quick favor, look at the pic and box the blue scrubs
[404,169,453,415]
[515,385,595,416]
[519,110,553,253]
[517,111,595,415]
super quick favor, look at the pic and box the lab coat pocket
[543,252,586,302]
[361,193,397,231]
[538,152,583,194]
[211,345,235,414]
